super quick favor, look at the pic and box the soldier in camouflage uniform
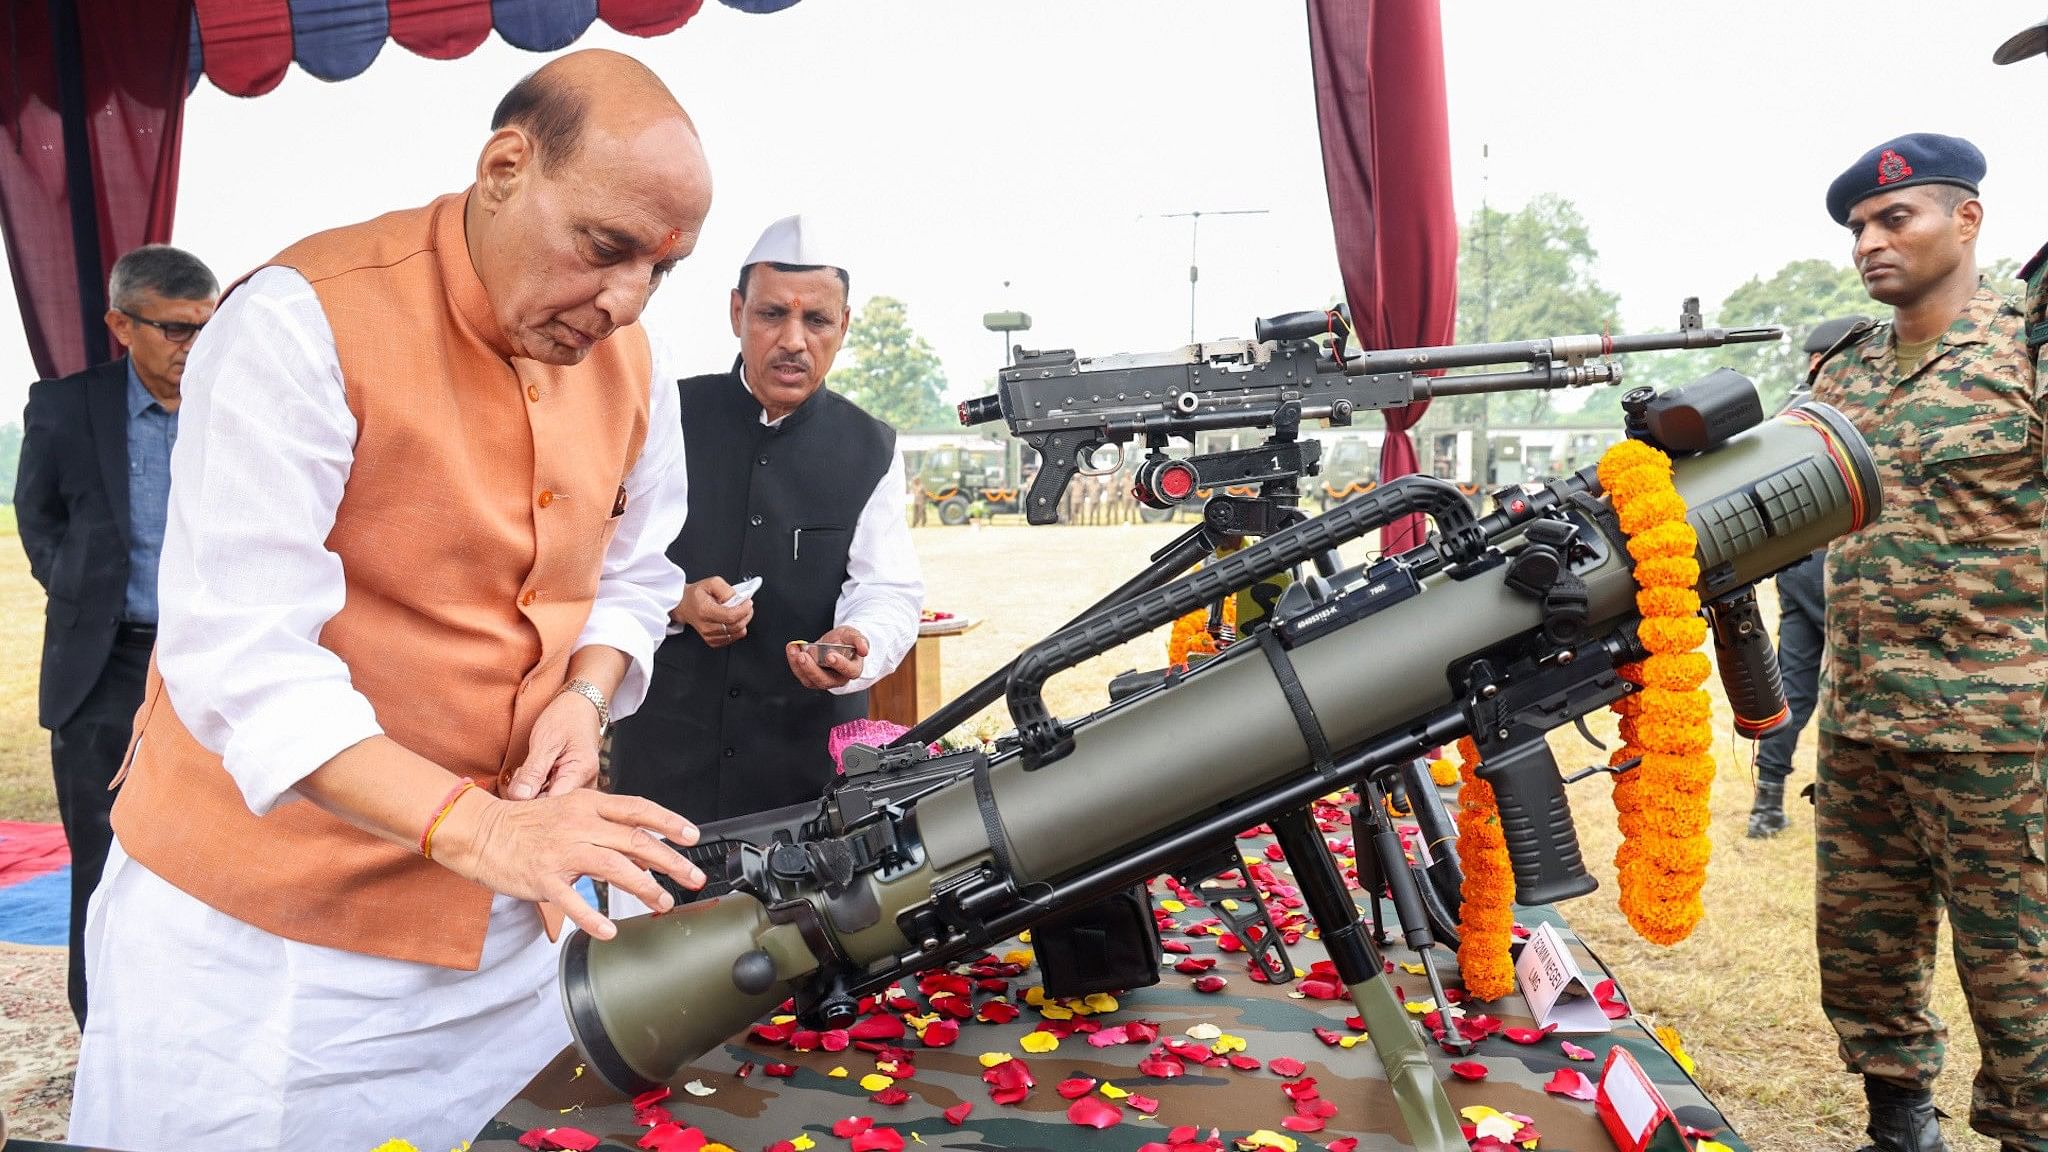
[1810,132,2048,1152]
[1997,18,2048,379]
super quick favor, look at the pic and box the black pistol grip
[1708,589,1789,739]
[1025,430,1096,525]
[1474,740,1598,907]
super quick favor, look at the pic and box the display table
[474,822,1749,1152]
[868,616,978,726]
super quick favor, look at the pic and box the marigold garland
[1165,554,1242,666]
[1598,438,1715,946]
[1452,736,1517,1001]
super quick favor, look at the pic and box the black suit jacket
[14,358,138,730]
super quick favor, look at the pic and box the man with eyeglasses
[13,243,217,1029]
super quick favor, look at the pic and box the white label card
[1513,920,1612,1033]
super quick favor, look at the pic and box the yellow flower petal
[1022,986,1047,1006]
[1083,993,1119,1014]
[1219,899,1240,912]
[1460,1106,1505,1124]
[1039,1004,1074,1020]
[1399,962,1427,975]
[859,1073,894,1092]
[1019,1031,1060,1053]
[1210,1034,1246,1054]
[1019,930,1032,943]
[772,1014,798,1025]
[1003,949,1034,966]
[370,1142,422,1152]
[1159,899,1186,913]
[1098,1082,1129,1099]
[828,1067,849,1078]
[792,1138,816,1151]
[1243,1130,1297,1152]
[1338,1035,1362,1049]
[977,1052,1012,1068]
[1403,999,1438,1015]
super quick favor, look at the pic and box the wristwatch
[562,678,611,736]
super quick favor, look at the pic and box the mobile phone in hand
[804,642,858,663]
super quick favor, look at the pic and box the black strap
[1257,626,1336,778]
[1542,566,1591,645]
[973,757,1016,877]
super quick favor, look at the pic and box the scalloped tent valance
[184,0,802,98]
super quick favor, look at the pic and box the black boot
[1854,1077,1947,1152]
[1746,777,1788,839]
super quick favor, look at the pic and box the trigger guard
[1078,441,1124,476]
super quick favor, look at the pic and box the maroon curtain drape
[1306,0,1457,554]
[1,0,192,382]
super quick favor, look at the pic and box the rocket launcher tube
[562,401,1878,1101]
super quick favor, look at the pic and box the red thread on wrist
[420,778,477,860]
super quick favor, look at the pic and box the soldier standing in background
[1809,132,2047,1152]
[1747,314,1870,839]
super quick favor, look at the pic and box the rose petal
[1279,1116,1324,1134]
[1326,1140,1358,1152]
[820,1030,852,1053]
[1139,1053,1187,1078]
[518,1129,600,1152]
[1067,1096,1124,1129]
[1193,975,1228,993]
[943,1102,973,1126]
[1126,1093,1160,1115]
[1560,1041,1596,1061]
[1175,956,1219,974]
[831,1117,874,1139]
[1228,1053,1263,1071]
[1503,1024,1557,1045]
[1544,1067,1599,1101]
[1088,1026,1129,1048]
[638,1124,707,1152]
[1449,1061,1488,1082]
[919,1018,959,1048]
[871,1086,910,1106]
[1057,1077,1098,1099]
[1297,979,1344,1000]
[751,1023,793,1044]
[850,1128,905,1152]
[977,1001,1021,1024]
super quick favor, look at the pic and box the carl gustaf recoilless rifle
[561,303,1872,1150]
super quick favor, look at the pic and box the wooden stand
[869,617,977,726]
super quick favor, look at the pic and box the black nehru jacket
[609,361,897,823]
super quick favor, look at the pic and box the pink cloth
[0,821,71,886]
[828,719,914,772]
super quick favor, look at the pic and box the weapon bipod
[1170,843,1294,984]
[1354,765,1472,1055]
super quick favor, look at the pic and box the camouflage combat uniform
[1810,282,2048,1149]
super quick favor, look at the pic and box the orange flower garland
[1452,736,1517,1001]
[1597,439,1715,946]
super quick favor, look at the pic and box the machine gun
[957,298,1781,525]
[562,375,1878,1150]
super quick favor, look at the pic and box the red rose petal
[976,1001,1021,1024]
[821,1029,852,1052]
[1280,1116,1325,1133]
[1088,1025,1129,1047]
[1281,1077,1320,1102]
[850,1128,906,1152]
[851,1015,906,1040]
[1174,957,1218,974]
[1139,1053,1187,1078]
[1503,1025,1557,1045]
[1450,1061,1488,1082]
[768,1142,796,1152]
[1311,1027,1344,1047]
[920,1019,959,1048]
[871,1086,911,1106]
[751,1023,793,1045]
[638,1124,706,1152]
[1057,1077,1098,1099]
[518,1129,600,1152]
[1327,1140,1359,1152]
[831,1116,875,1138]
[765,1063,797,1077]
[1228,1053,1262,1071]
[1544,1067,1599,1101]
[943,1102,973,1126]
[990,1085,1030,1105]
[1161,940,1193,954]
[1297,979,1344,1000]
[1296,1098,1339,1120]
[1193,975,1228,993]
[1067,1095,1124,1129]
[1168,1126,1200,1143]
[635,1105,675,1129]
[1268,1057,1306,1077]
[1127,1093,1160,1115]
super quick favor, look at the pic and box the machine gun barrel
[1344,323,1782,376]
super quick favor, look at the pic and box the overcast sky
[5,1,2046,426]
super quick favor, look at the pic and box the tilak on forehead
[653,228,685,262]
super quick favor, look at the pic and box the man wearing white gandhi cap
[608,214,925,829]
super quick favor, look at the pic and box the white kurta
[69,266,692,1152]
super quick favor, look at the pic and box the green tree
[1449,194,1621,426]
[0,421,18,505]
[828,296,952,430]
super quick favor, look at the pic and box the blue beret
[1825,132,1985,226]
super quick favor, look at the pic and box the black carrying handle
[1473,738,1599,906]
[1008,475,1485,767]
[1706,587,1789,739]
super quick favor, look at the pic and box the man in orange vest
[67,50,713,1152]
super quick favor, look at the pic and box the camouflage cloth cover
[2022,242,2048,373]
[473,803,1748,1152]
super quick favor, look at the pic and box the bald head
[492,49,696,173]
[468,49,713,366]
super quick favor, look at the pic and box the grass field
[0,513,1996,1149]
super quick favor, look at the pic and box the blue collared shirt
[123,361,178,623]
